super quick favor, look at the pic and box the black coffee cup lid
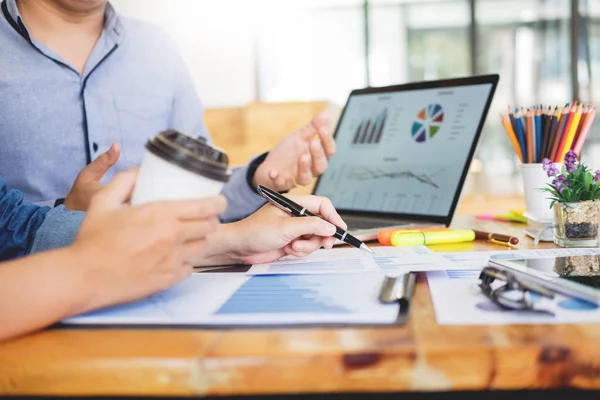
[146,130,231,182]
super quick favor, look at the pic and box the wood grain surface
[1,216,599,396]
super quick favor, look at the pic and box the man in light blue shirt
[0,0,335,222]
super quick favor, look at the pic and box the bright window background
[112,0,600,197]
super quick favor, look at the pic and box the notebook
[312,74,499,241]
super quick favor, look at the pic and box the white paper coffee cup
[131,130,231,205]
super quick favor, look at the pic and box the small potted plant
[542,150,600,247]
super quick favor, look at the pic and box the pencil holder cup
[519,163,561,221]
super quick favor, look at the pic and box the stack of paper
[65,272,400,327]
[64,246,459,327]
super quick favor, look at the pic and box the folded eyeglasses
[478,266,556,316]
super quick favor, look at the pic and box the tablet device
[488,254,600,304]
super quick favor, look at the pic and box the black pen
[256,185,374,254]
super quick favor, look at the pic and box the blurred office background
[112,0,600,209]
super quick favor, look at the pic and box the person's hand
[194,195,346,266]
[63,143,120,211]
[70,168,227,312]
[252,110,336,191]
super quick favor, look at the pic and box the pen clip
[268,201,293,214]
[489,237,515,247]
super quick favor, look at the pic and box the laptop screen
[313,77,497,222]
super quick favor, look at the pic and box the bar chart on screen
[351,108,388,144]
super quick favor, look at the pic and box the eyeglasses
[478,266,556,316]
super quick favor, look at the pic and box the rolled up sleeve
[29,206,84,254]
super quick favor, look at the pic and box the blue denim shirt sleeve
[0,177,50,261]
[29,205,84,254]
[168,46,266,222]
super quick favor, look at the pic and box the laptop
[312,74,499,242]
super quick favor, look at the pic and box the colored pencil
[508,106,518,138]
[526,109,534,163]
[573,107,597,155]
[572,105,589,150]
[535,107,543,162]
[515,108,527,162]
[501,113,524,163]
[558,104,583,161]
[545,107,560,160]
[501,102,596,163]
[555,103,579,162]
[550,106,570,162]
[541,106,555,159]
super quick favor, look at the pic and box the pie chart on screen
[411,104,444,143]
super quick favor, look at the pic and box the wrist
[246,152,268,190]
[61,242,114,314]
[48,246,100,316]
[193,223,246,266]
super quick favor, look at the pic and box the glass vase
[553,200,600,247]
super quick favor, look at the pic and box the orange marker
[378,227,449,246]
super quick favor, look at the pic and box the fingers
[283,244,309,258]
[90,168,139,211]
[315,125,336,158]
[309,139,328,176]
[267,169,293,191]
[280,216,337,242]
[158,196,228,220]
[81,142,121,182]
[179,218,220,241]
[311,110,336,157]
[283,236,329,258]
[295,154,313,186]
[322,236,337,249]
[181,239,209,262]
[290,235,324,254]
[169,261,194,286]
[286,194,347,230]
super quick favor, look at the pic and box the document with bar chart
[63,273,401,327]
[246,246,454,275]
[313,83,494,217]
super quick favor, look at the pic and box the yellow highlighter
[390,229,476,247]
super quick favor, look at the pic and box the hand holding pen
[257,185,374,253]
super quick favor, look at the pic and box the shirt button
[92,142,99,153]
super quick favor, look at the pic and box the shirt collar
[4,0,19,20]
[3,0,124,44]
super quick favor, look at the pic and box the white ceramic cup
[131,130,231,205]
[519,163,560,221]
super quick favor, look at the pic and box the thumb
[281,216,337,241]
[80,143,121,182]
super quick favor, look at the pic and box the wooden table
[1,216,599,397]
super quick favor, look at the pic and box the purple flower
[542,158,559,177]
[553,178,565,194]
[552,174,570,193]
[564,150,579,173]
[594,170,600,183]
